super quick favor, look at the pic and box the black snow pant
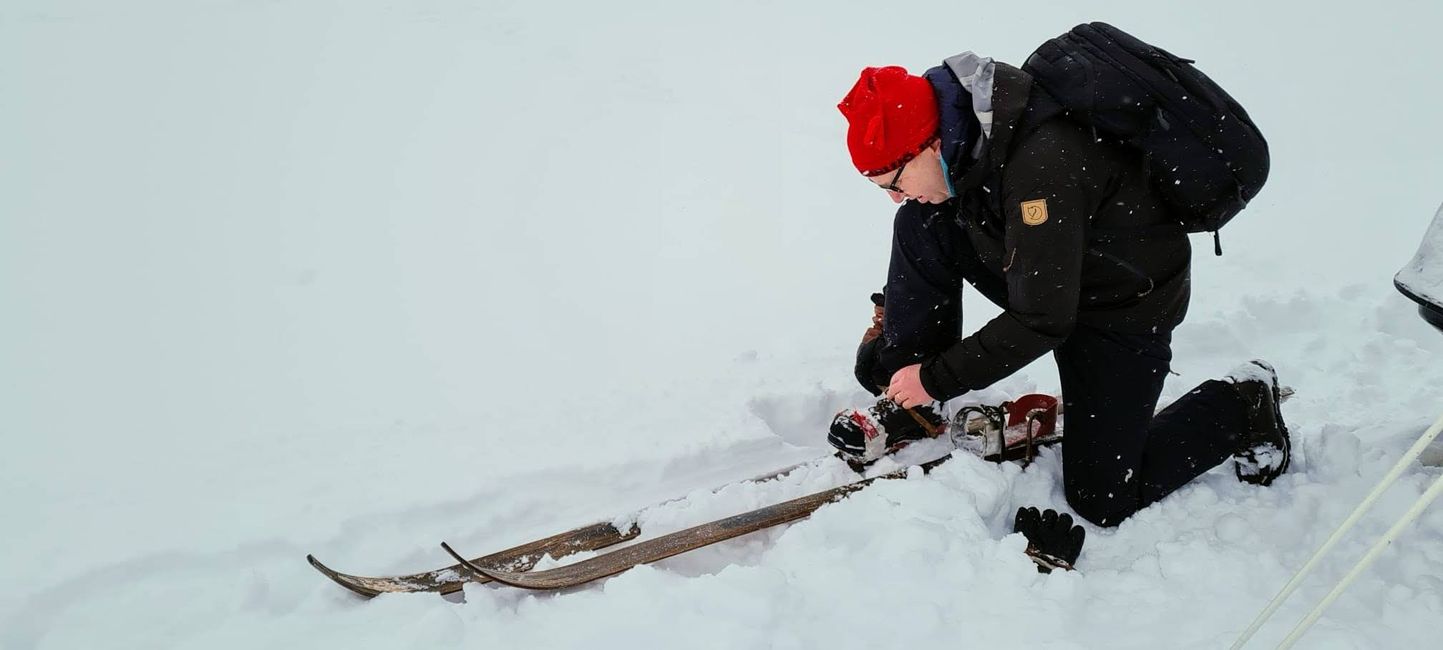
[873,206,1250,527]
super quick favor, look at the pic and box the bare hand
[885,364,935,408]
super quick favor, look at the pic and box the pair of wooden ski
[306,454,955,594]
[308,396,1062,594]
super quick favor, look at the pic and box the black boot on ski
[1227,360,1292,486]
[828,397,946,467]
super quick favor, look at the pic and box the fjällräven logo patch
[1021,199,1049,226]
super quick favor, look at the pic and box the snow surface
[4,1,1443,649]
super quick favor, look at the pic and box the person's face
[866,140,951,205]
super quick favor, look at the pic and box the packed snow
[3,1,1442,649]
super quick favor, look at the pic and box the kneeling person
[828,57,1289,527]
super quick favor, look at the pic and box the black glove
[854,337,886,396]
[853,291,889,396]
[1013,507,1085,573]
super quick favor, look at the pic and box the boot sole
[1234,361,1292,486]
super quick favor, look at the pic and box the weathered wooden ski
[307,520,640,597]
[306,457,825,596]
[441,454,956,590]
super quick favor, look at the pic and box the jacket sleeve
[919,123,1102,401]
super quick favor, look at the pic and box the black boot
[828,397,946,466]
[1228,360,1292,486]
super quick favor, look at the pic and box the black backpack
[1022,22,1269,254]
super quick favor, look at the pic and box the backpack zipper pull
[1213,230,1223,256]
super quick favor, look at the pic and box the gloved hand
[1013,507,1086,573]
[861,293,884,344]
[854,292,888,395]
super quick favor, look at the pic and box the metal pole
[1230,410,1443,649]
[1276,469,1443,649]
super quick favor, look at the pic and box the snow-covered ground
[4,1,1442,648]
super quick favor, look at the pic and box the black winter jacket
[917,61,1192,401]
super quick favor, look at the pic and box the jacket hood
[943,52,996,141]
[923,52,995,188]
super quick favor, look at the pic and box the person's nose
[888,190,905,204]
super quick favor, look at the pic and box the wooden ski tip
[439,541,529,587]
[438,541,470,567]
[439,542,493,577]
[305,554,381,598]
[306,553,346,580]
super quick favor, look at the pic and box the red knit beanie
[837,66,939,176]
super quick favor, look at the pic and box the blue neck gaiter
[939,153,957,198]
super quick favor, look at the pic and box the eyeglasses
[878,159,908,193]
